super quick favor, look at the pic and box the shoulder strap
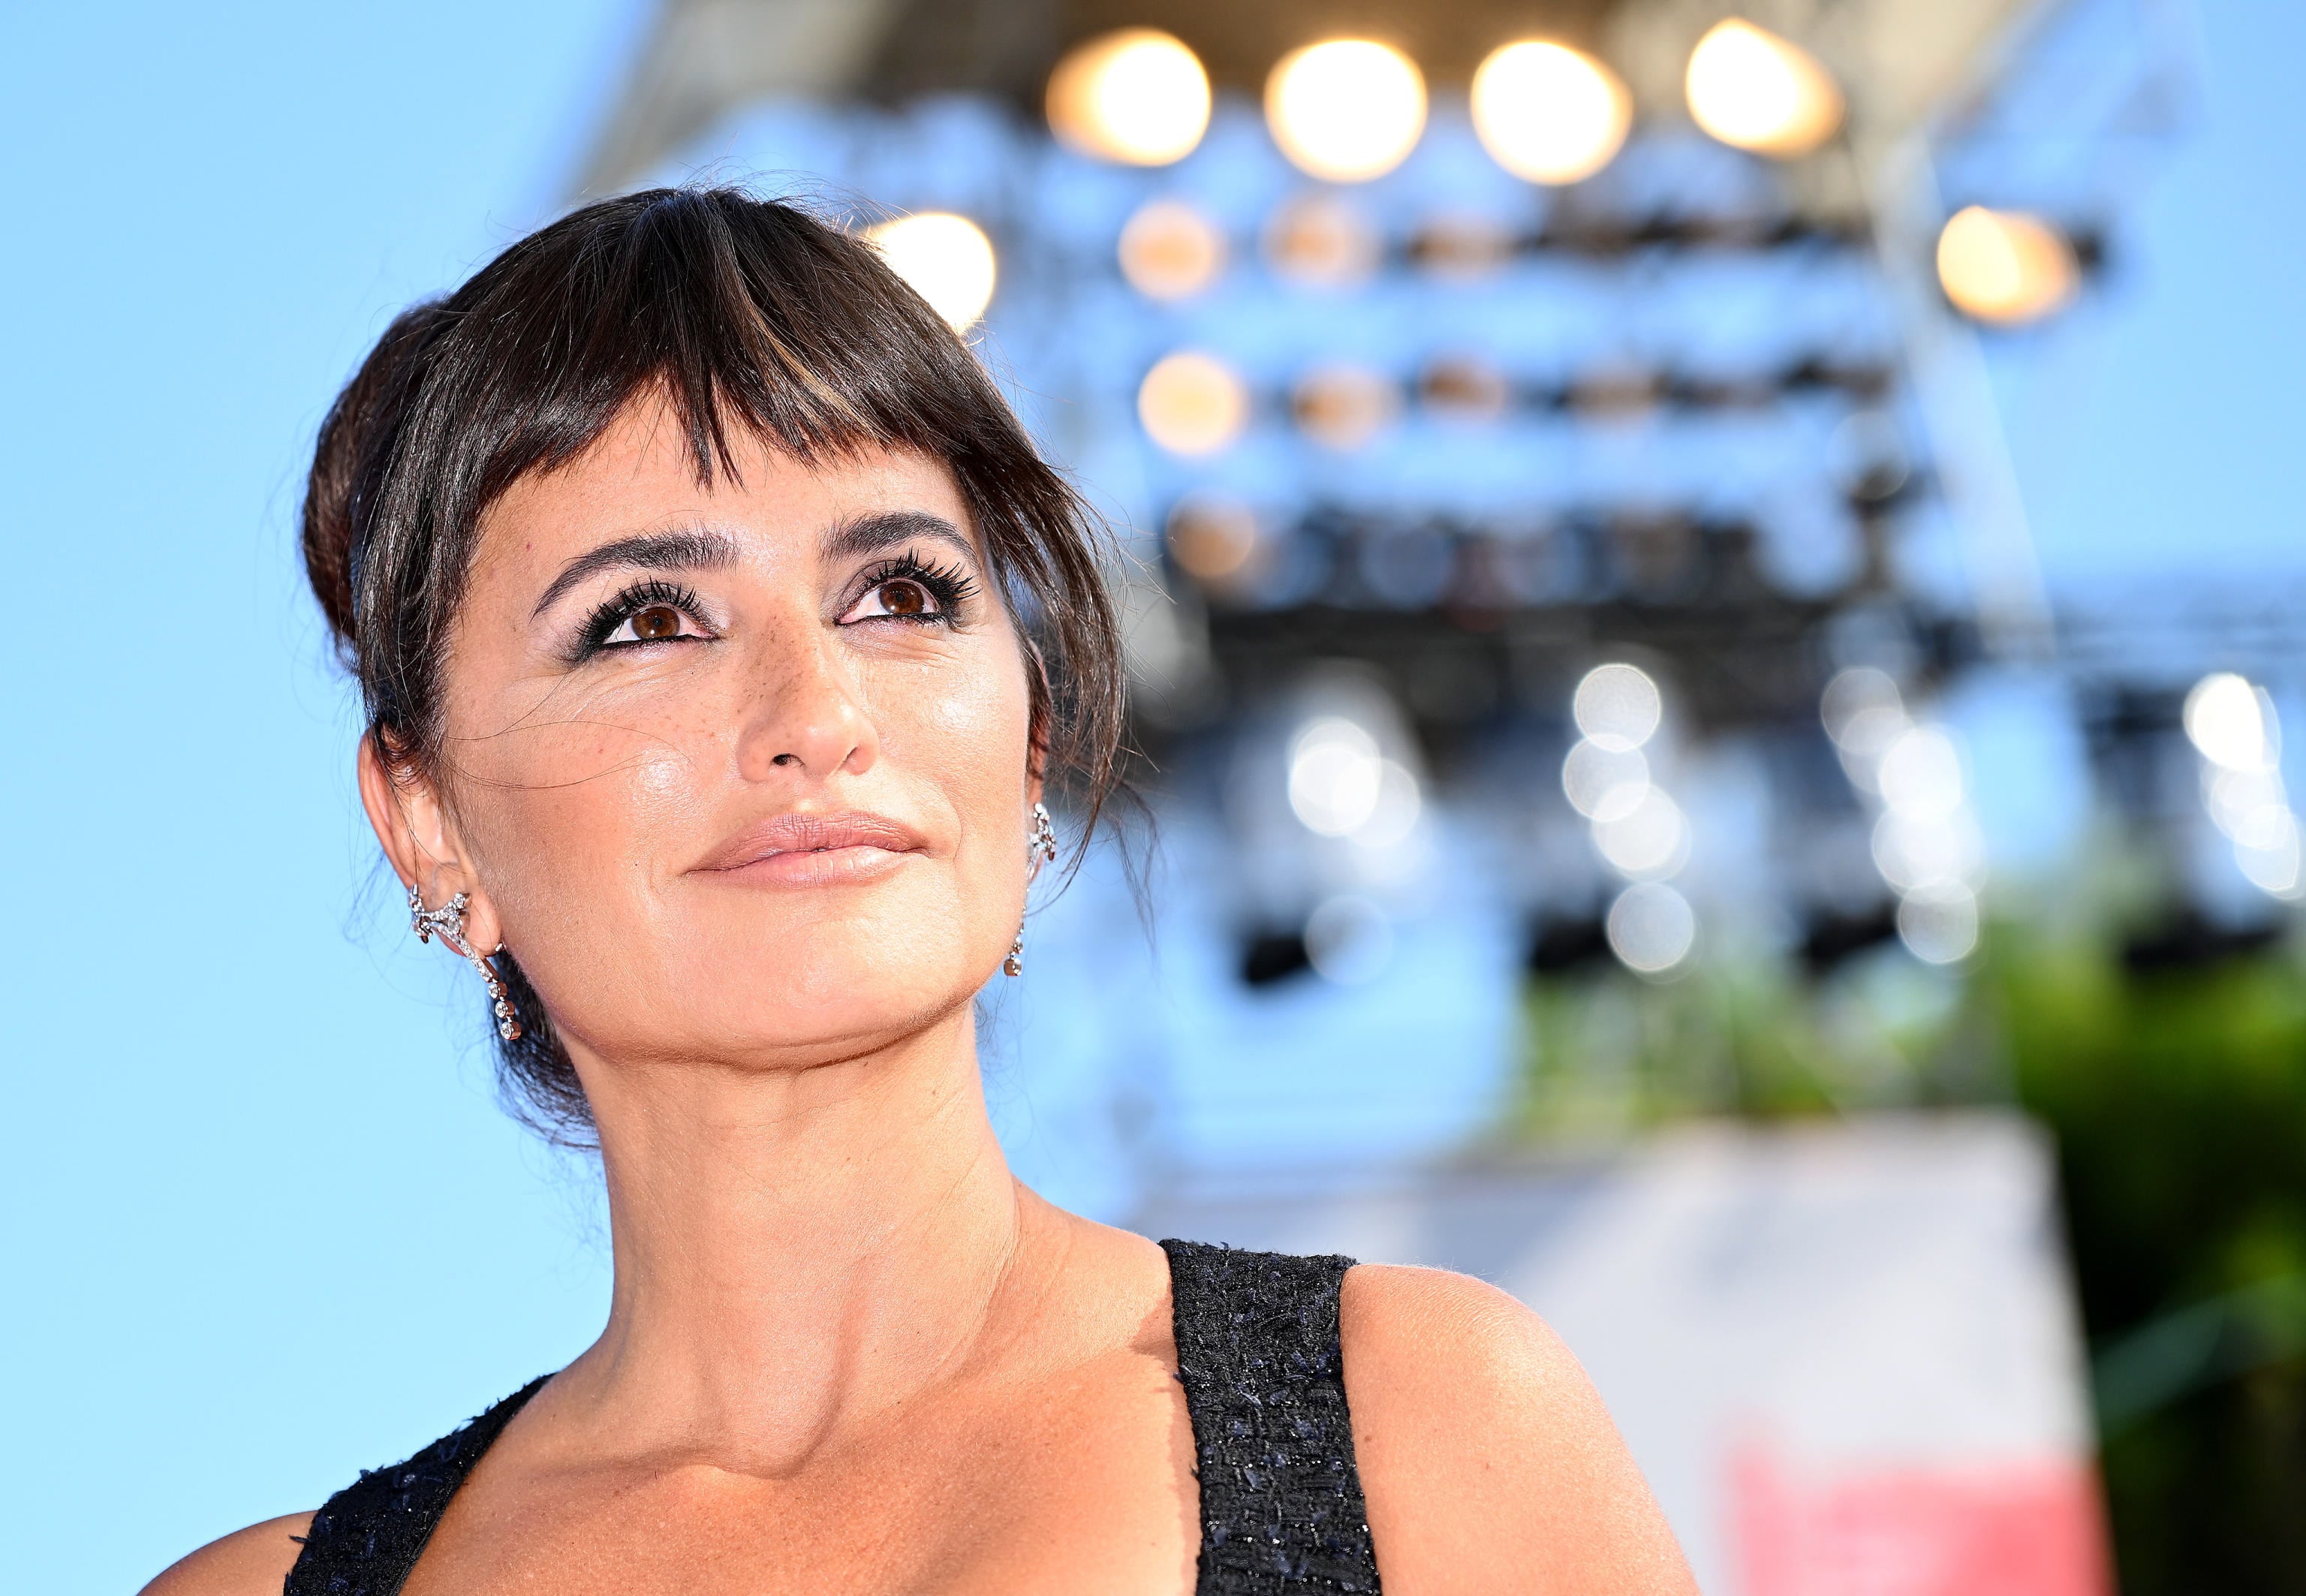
[1160,1240,1381,1595]
[284,1375,549,1596]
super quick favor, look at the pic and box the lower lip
[705,846,918,887]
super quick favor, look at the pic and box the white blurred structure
[1136,1114,2109,1596]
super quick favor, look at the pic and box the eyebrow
[823,510,977,566]
[530,525,742,619]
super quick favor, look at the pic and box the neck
[559,1005,1029,1468]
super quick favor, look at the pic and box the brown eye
[880,580,927,617]
[630,604,683,640]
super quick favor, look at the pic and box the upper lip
[694,810,929,872]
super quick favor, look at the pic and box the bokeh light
[2184,671,2275,771]
[864,212,996,329]
[1419,354,1513,423]
[1413,214,1515,281]
[1873,810,1983,894]
[1684,20,1843,158]
[1286,715,1422,846]
[1897,885,1980,964]
[1138,350,1249,456]
[1607,881,1697,974]
[1265,192,1382,288]
[1877,726,1966,820]
[1471,41,1632,185]
[1563,739,1651,822]
[1574,662,1664,751]
[1265,39,1427,182]
[1045,29,1211,166]
[1288,716,1385,836]
[2185,673,2302,901]
[1292,363,1398,450]
[1165,492,1262,590]
[1936,205,2079,326]
[1119,198,1227,300]
[1593,786,1690,878]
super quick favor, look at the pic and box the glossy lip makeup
[692,810,929,888]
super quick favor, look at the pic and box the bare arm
[1341,1266,1696,1596]
[140,1513,313,1596]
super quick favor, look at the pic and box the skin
[146,399,1696,1596]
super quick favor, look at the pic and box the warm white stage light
[864,212,997,329]
[1684,19,1842,158]
[1471,41,1631,185]
[1266,39,1427,182]
[1046,29,1212,165]
[1138,350,1250,456]
[1118,199,1227,299]
[1936,206,2079,326]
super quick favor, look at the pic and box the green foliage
[1514,920,2306,1591]
[1985,925,2306,1594]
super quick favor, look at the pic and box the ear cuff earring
[1005,803,1061,978]
[408,884,524,1042]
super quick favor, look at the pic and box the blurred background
[5,0,2306,1590]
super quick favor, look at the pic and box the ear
[357,736,505,953]
[1021,638,1052,807]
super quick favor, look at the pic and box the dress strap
[1160,1240,1381,1594]
[284,1374,549,1596]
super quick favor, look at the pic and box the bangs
[444,188,971,513]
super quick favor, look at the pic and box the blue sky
[0,3,640,1586]
[2012,0,2306,592]
[2,2,2302,1589]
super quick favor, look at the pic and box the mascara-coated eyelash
[569,578,713,661]
[843,550,979,626]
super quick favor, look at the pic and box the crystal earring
[1006,805,1058,977]
[408,884,524,1042]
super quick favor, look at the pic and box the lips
[692,810,929,885]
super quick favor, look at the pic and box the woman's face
[370,401,1037,1074]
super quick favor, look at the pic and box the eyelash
[850,551,978,625]
[564,550,977,664]
[573,578,711,658]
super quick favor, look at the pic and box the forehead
[475,399,973,575]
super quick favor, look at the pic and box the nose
[733,622,880,782]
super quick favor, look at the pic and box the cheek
[450,678,728,913]
[872,650,1032,822]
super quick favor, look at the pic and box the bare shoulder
[140,1513,314,1596]
[1340,1266,1695,1596]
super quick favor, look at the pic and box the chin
[682,930,990,1050]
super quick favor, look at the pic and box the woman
[149,188,1692,1596]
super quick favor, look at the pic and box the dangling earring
[408,884,524,1042]
[1006,804,1058,978]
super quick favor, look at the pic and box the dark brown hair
[303,186,1125,1145]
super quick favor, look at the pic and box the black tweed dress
[284,1240,1380,1594]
